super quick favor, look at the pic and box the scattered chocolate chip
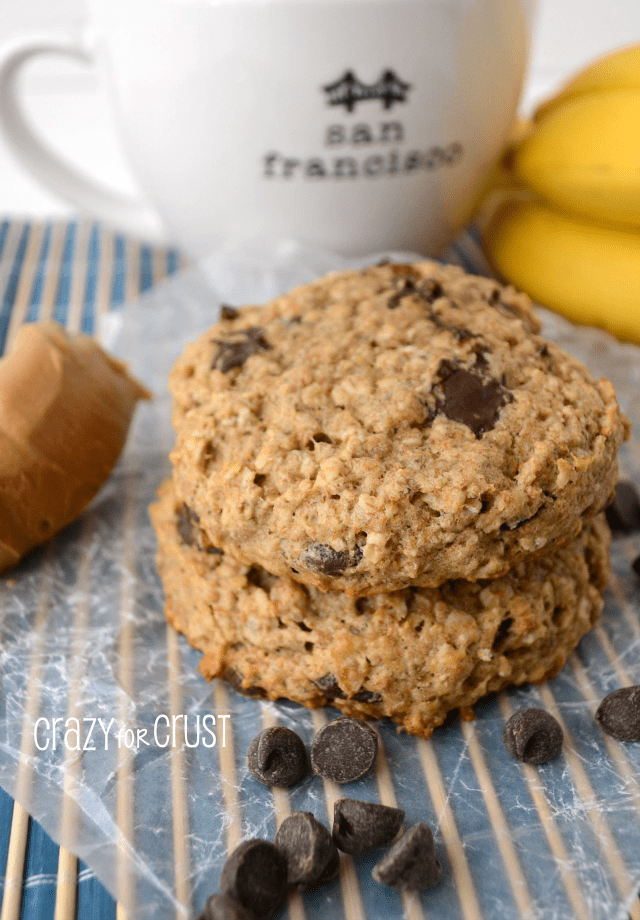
[372,823,442,890]
[197,892,253,920]
[274,812,340,890]
[333,799,404,855]
[503,708,563,763]
[311,717,378,783]
[220,839,287,920]
[632,555,640,578]
[212,327,271,373]
[177,504,200,547]
[605,481,640,533]
[595,686,640,741]
[247,726,308,788]
[300,542,363,576]
[313,674,347,700]
[352,689,383,704]
[220,304,240,321]
[435,360,512,438]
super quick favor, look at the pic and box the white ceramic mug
[0,0,535,258]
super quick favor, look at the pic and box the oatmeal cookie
[169,262,627,596]
[150,478,610,740]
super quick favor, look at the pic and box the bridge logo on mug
[322,69,412,112]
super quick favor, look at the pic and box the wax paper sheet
[2,238,640,920]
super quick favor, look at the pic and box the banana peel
[534,42,640,122]
[514,89,640,229]
[477,43,640,345]
[483,192,640,344]
[0,322,151,572]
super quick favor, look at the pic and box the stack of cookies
[150,262,628,738]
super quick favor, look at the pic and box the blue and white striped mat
[1,218,640,920]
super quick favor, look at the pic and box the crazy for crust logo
[323,69,411,112]
[262,67,463,181]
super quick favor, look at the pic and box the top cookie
[169,261,627,596]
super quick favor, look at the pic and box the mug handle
[0,32,167,243]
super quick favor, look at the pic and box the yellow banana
[534,42,640,122]
[483,194,640,344]
[513,89,640,229]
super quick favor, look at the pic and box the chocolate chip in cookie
[313,674,348,700]
[220,304,241,321]
[435,359,512,438]
[177,503,200,547]
[212,327,271,373]
[300,542,363,576]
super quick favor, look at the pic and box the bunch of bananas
[480,44,640,343]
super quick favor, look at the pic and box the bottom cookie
[150,479,610,739]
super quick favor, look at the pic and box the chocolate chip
[312,675,381,704]
[595,686,640,741]
[372,823,442,890]
[212,327,271,372]
[435,360,512,438]
[492,616,513,651]
[387,277,416,309]
[246,566,277,592]
[313,674,347,700]
[177,504,200,546]
[220,839,287,920]
[605,481,640,533]
[225,669,266,699]
[300,542,363,576]
[352,689,383,704]
[311,717,378,783]
[274,812,340,890]
[503,708,563,763]
[220,304,240,321]
[417,279,444,303]
[176,504,223,554]
[632,555,640,578]
[197,893,253,920]
[333,799,404,855]
[247,726,308,788]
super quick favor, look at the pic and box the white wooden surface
[0,0,639,215]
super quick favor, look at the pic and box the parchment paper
[2,238,640,920]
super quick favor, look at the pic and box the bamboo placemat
[1,216,640,920]
[0,216,184,920]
